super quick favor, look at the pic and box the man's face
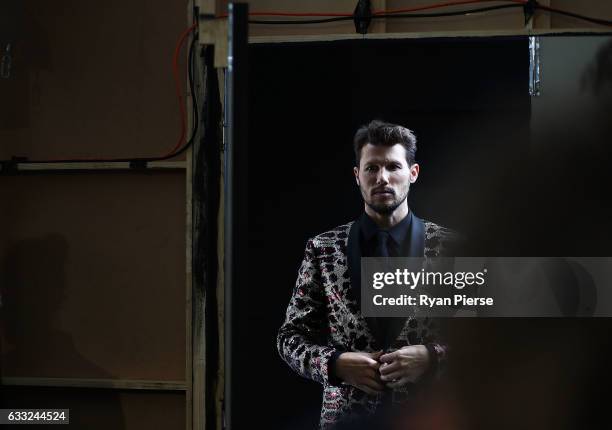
[353,143,419,215]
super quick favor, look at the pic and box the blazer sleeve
[277,239,338,386]
[419,315,451,382]
[424,341,449,379]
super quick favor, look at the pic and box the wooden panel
[0,172,186,380]
[534,0,551,29]
[1,377,187,390]
[385,0,525,33]
[0,387,185,430]
[122,391,186,430]
[0,0,189,160]
[3,161,186,172]
[550,0,612,29]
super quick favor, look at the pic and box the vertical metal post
[224,3,248,430]
[529,36,541,96]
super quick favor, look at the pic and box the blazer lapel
[347,218,382,348]
[346,219,362,307]
[408,214,425,258]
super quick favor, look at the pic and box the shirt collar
[360,210,413,246]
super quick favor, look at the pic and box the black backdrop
[229,36,612,429]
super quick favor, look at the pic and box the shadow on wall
[525,36,612,256]
[582,39,612,104]
[0,234,125,429]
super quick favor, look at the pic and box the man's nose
[376,168,389,184]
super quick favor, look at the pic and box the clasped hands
[334,346,430,395]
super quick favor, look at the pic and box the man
[277,120,456,429]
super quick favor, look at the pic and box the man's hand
[334,351,385,395]
[379,345,430,389]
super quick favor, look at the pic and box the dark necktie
[373,231,395,403]
[375,230,390,258]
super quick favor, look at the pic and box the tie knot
[376,230,390,244]
[375,231,391,257]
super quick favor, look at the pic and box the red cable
[38,23,197,163]
[163,22,197,158]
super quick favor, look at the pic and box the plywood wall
[0,173,186,381]
[0,0,189,160]
[1,1,190,429]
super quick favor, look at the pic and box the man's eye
[365,166,377,172]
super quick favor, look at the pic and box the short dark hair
[353,120,417,166]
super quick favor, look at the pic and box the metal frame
[223,4,248,430]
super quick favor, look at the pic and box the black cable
[248,3,612,28]
[249,16,352,25]
[161,33,200,160]
[131,32,199,162]
[376,4,522,20]
[248,4,523,25]
[3,33,199,166]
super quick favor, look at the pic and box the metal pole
[224,3,248,430]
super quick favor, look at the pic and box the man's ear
[353,166,360,186]
[409,163,420,183]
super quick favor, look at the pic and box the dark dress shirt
[359,211,413,349]
[329,212,414,385]
[359,211,413,259]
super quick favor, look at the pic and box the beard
[361,186,409,215]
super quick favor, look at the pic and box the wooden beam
[1,161,187,173]
[248,27,612,44]
[1,377,187,391]
[199,18,229,68]
[200,13,610,68]
[187,1,197,428]
[195,0,217,16]
[371,0,387,34]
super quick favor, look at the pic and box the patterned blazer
[277,214,458,429]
